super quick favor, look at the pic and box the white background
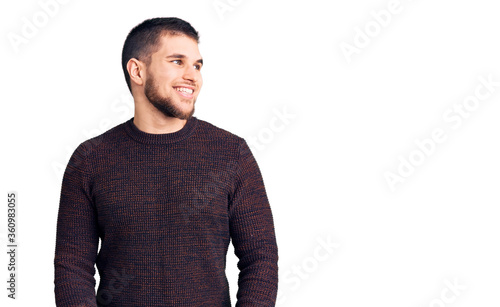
[1,0,500,306]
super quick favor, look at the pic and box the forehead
[153,33,201,58]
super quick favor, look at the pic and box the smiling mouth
[173,87,194,94]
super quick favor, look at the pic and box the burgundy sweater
[54,116,278,306]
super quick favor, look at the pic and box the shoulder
[195,117,246,145]
[193,117,256,162]
[73,120,129,162]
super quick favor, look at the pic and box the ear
[127,58,145,87]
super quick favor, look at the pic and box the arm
[229,139,279,307]
[54,142,99,306]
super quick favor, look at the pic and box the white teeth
[175,87,193,94]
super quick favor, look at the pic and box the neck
[133,99,187,134]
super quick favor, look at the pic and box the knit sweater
[54,116,279,306]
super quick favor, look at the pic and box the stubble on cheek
[144,75,195,120]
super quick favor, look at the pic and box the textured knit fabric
[54,116,278,306]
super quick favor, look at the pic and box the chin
[177,107,195,120]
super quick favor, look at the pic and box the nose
[182,65,199,83]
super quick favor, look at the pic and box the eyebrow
[166,53,203,65]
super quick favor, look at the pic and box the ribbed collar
[123,116,198,145]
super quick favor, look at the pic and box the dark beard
[144,75,195,120]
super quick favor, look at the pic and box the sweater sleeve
[54,142,99,306]
[229,139,279,307]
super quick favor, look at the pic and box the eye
[194,64,202,71]
[172,60,182,65]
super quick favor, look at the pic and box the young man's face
[143,34,203,120]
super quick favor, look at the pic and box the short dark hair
[121,17,200,93]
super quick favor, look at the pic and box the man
[54,17,278,306]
